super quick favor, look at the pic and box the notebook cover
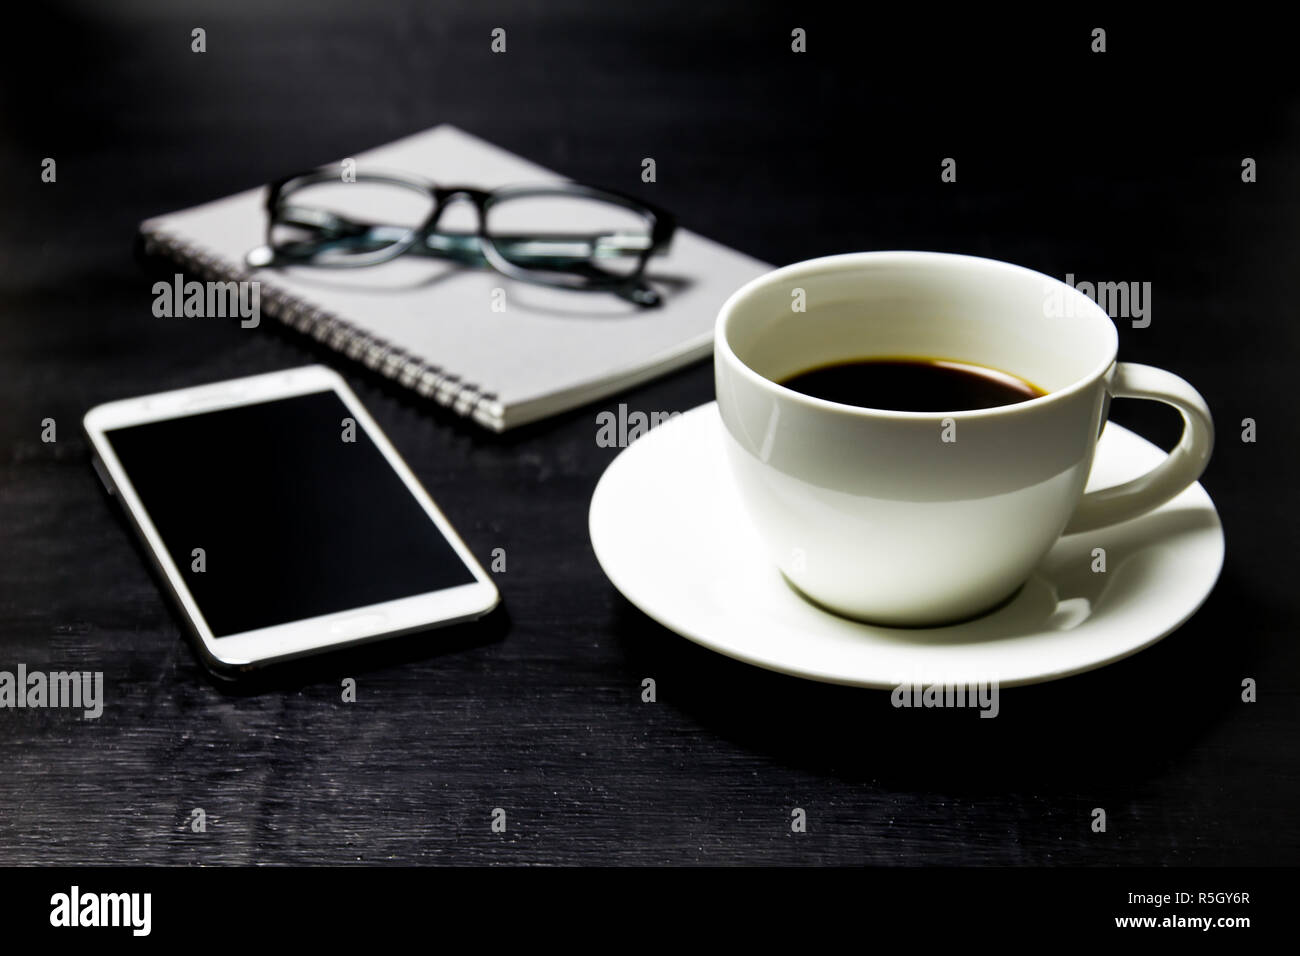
[140,125,771,430]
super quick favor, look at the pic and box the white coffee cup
[714,251,1214,626]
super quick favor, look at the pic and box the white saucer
[589,403,1224,688]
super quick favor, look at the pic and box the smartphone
[83,364,500,674]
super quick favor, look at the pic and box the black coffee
[779,358,1045,412]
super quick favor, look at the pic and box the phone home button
[328,612,388,636]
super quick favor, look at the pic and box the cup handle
[1064,362,1214,535]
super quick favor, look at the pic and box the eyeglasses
[245,165,676,307]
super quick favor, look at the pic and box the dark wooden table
[0,3,1296,865]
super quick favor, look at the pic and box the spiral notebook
[139,125,770,431]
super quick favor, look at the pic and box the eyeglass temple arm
[423,230,657,266]
[270,231,658,270]
[275,207,665,266]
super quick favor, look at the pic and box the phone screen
[104,389,477,637]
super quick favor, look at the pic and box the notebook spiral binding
[140,228,500,428]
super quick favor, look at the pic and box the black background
[0,1,1296,865]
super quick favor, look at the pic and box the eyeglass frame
[250,165,677,307]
